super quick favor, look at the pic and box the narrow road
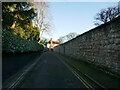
[3,51,120,89]
[18,51,87,88]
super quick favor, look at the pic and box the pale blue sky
[43,2,118,41]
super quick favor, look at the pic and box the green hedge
[2,30,44,53]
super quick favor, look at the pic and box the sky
[42,2,118,41]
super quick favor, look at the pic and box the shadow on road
[2,51,42,82]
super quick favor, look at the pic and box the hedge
[2,30,44,53]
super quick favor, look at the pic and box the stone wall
[54,16,120,76]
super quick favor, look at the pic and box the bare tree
[66,32,78,41]
[57,32,78,43]
[57,36,66,43]
[94,4,120,26]
[33,2,52,41]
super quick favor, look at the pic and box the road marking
[54,53,94,90]
[4,56,42,89]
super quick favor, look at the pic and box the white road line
[7,56,41,89]
[55,53,94,90]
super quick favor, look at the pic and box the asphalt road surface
[19,51,87,88]
[2,52,42,82]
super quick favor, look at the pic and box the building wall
[54,16,120,76]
